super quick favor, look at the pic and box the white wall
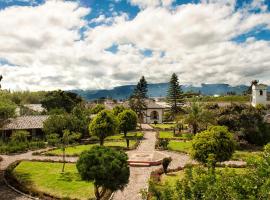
[252,85,268,106]
[143,108,163,124]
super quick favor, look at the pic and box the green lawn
[47,141,136,156]
[13,161,94,200]
[106,132,143,140]
[161,167,247,186]
[167,140,192,153]
[232,150,262,161]
[151,123,175,130]
[159,131,193,140]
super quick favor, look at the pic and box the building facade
[252,83,270,107]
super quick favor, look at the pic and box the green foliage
[217,104,270,145]
[112,105,126,116]
[162,157,172,174]
[192,126,235,166]
[118,109,137,137]
[76,146,130,199]
[0,98,16,124]
[43,114,69,136]
[89,110,119,145]
[167,73,184,119]
[156,139,169,150]
[46,134,60,146]
[151,144,270,200]
[184,102,215,134]
[41,90,82,113]
[90,104,105,114]
[129,76,148,123]
[11,130,30,143]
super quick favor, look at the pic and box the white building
[142,100,165,124]
[252,83,270,107]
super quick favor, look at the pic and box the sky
[0,0,269,91]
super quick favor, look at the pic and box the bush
[156,139,169,150]
[162,157,172,174]
[46,134,60,146]
[192,126,235,166]
[11,130,30,143]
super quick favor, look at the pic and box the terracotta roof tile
[1,115,49,130]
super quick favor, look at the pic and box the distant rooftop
[1,115,49,130]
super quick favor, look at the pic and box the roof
[24,104,45,112]
[145,100,165,109]
[1,115,49,130]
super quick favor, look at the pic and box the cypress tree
[167,73,184,119]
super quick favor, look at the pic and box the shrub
[156,139,169,150]
[192,126,235,166]
[11,130,30,143]
[162,157,172,174]
[76,146,129,200]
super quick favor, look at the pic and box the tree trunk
[124,131,127,138]
[193,124,198,134]
[100,139,104,146]
[94,184,101,200]
[62,147,66,173]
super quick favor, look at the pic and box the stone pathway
[113,125,193,200]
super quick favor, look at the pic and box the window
[260,90,263,96]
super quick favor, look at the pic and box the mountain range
[72,83,263,101]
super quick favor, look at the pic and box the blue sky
[0,0,269,90]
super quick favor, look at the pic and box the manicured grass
[47,141,136,156]
[106,132,143,140]
[13,161,94,200]
[167,140,192,153]
[161,167,247,186]
[232,150,262,161]
[159,131,193,140]
[151,123,176,130]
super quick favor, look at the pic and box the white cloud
[129,0,175,9]
[0,0,270,91]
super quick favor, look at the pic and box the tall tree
[89,110,118,145]
[167,73,184,119]
[41,90,82,113]
[129,76,148,124]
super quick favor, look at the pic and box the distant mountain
[71,83,262,101]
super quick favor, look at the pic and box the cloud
[0,0,270,91]
[129,0,175,9]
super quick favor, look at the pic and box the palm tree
[184,102,215,134]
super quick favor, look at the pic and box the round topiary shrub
[192,126,236,166]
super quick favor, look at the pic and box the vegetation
[167,73,184,119]
[150,143,270,200]
[112,105,126,116]
[90,104,105,114]
[13,161,95,200]
[0,97,16,125]
[106,132,143,140]
[151,123,176,130]
[118,109,137,137]
[46,141,136,156]
[41,90,82,113]
[189,95,250,103]
[192,126,235,166]
[77,146,130,200]
[162,157,172,174]
[184,102,215,134]
[89,110,119,145]
[217,104,270,145]
[129,76,148,124]
[167,141,192,153]
[159,131,193,140]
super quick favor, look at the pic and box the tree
[113,105,126,116]
[76,146,130,200]
[167,73,184,119]
[129,76,148,125]
[162,157,172,174]
[90,104,105,114]
[184,102,215,134]
[41,90,82,113]
[89,110,119,145]
[61,130,81,172]
[118,110,137,147]
[192,126,235,167]
[43,114,69,136]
